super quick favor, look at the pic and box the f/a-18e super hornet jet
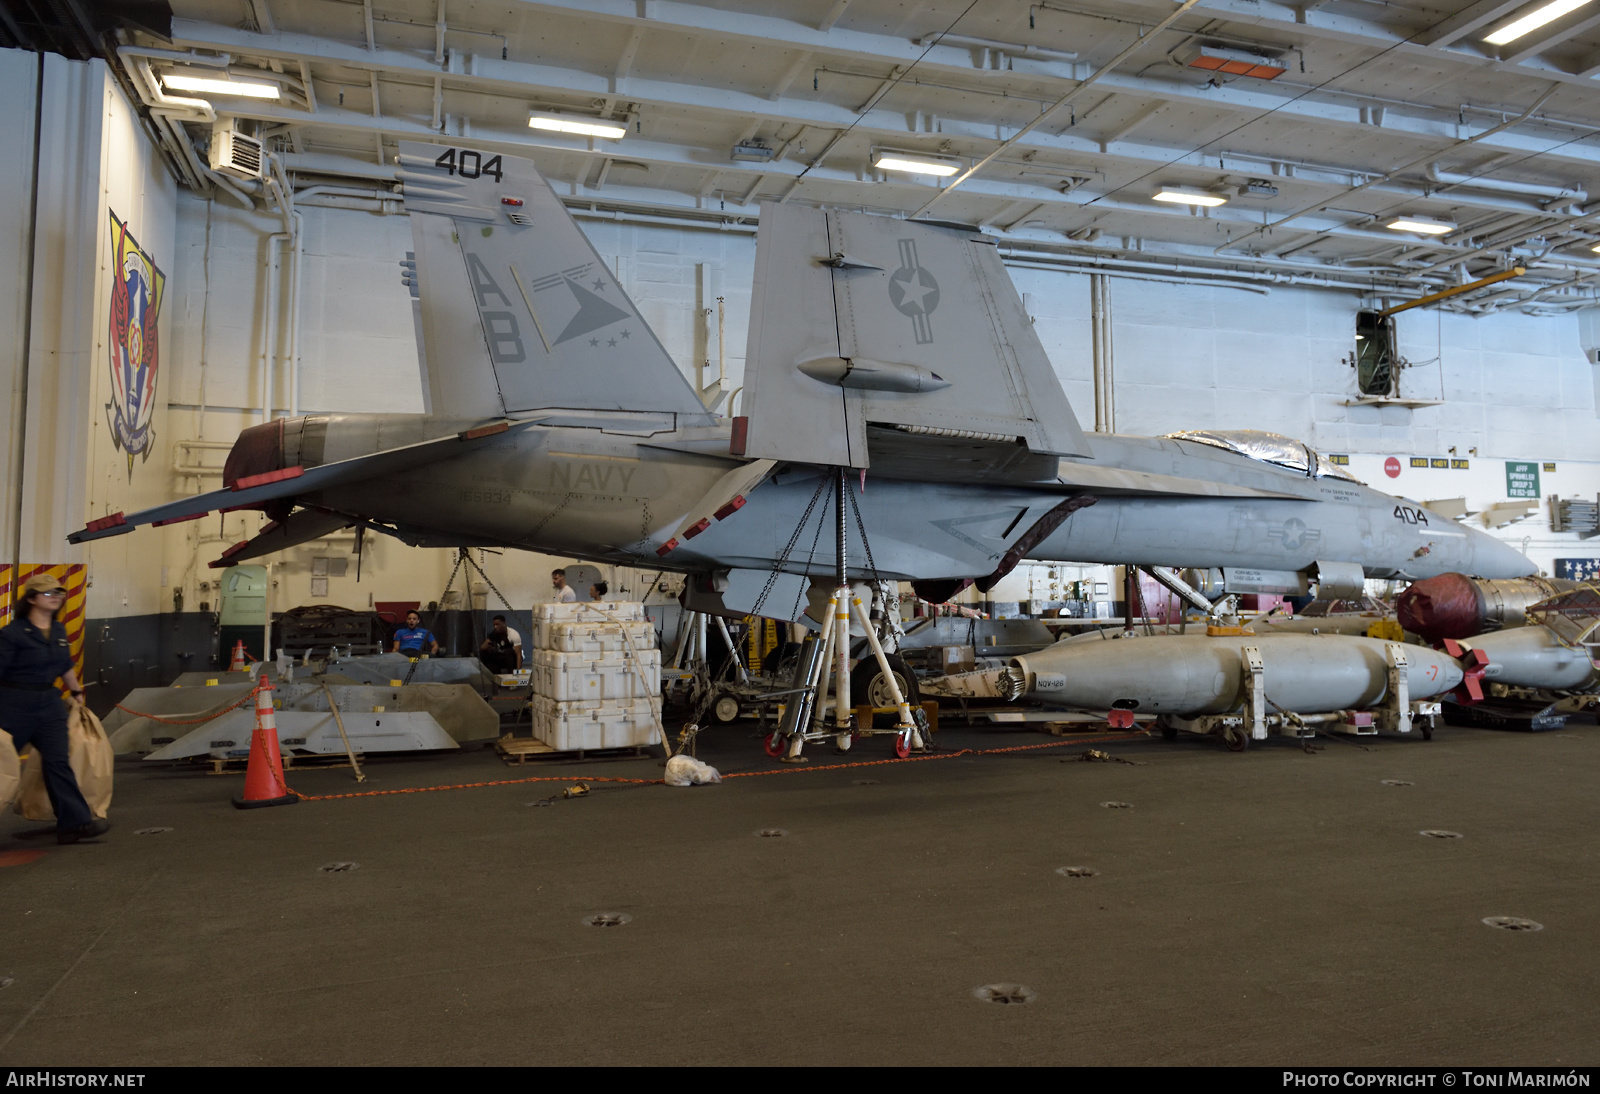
[69,141,1533,617]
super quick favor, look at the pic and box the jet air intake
[797,356,951,394]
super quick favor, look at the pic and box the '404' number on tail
[434,148,503,182]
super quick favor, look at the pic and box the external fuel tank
[1002,632,1461,715]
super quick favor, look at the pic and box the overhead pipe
[1090,273,1114,433]
[1005,257,1272,294]
[1217,85,1563,257]
[1425,162,1585,204]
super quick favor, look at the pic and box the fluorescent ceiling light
[874,154,960,177]
[1153,187,1227,207]
[1484,0,1593,44]
[162,72,281,99]
[1387,217,1455,235]
[529,115,627,139]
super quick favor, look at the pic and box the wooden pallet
[494,734,648,765]
[850,700,940,732]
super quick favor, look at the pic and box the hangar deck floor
[0,720,1596,1067]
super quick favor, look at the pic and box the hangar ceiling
[117,0,1600,312]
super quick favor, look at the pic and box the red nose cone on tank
[1396,572,1483,641]
[222,420,285,487]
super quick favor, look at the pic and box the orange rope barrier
[278,730,1149,802]
[114,689,258,725]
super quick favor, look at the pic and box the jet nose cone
[1465,527,1537,579]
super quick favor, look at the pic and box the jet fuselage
[271,411,1533,583]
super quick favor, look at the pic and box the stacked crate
[528,601,661,751]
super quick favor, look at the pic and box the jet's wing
[208,507,353,568]
[738,203,1091,469]
[68,420,528,544]
[1053,461,1317,500]
[862,425,1313,498]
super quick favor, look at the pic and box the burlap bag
[12,702,114,821]
[0,730,19,809]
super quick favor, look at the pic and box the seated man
[479,614,522,674]
[391,610,440,657]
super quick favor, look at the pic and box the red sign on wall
[1384,457,1401,478]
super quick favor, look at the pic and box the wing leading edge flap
[67,421,531,544]
[660,458,778,555]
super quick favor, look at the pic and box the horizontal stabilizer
[68,420,529,544]
[208,508,352,568]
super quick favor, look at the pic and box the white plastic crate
[530,695,660,751]
[532,600,646,649]
[530,648,660,701]
[540,619,656,654]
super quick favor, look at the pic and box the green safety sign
[1505,461,1541,499]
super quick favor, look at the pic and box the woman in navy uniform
[0,573,107,843]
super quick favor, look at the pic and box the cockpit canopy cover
[1164,429,1362,483]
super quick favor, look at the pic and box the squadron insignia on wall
[106,211,164,475]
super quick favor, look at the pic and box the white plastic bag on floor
[664,755,722,787]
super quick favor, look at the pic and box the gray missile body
[1456,627,1598,692]
[1005,632,1462,715]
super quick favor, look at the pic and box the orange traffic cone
[229,640,249,672]
[232,678,298,809]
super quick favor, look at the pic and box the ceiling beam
[1099,101,1167,151]
[1498,10,1600,64]
[816,0,850,33]
[1415,0,1530,47]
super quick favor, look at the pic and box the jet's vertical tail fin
[398,141,709,421]
[739,203,1089,468]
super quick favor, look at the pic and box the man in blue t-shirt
[391,610,440,656]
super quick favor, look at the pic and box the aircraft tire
[850,654,920,721]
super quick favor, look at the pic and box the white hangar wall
[0,49,177,636]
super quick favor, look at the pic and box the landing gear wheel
[764,731,786,758]
[1224,727,1249,752]
[1160,721,1179,741]
[713,694,741,724]
[851,654,920,727]
[894,734,911,759]
[1421,717,1434,741]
